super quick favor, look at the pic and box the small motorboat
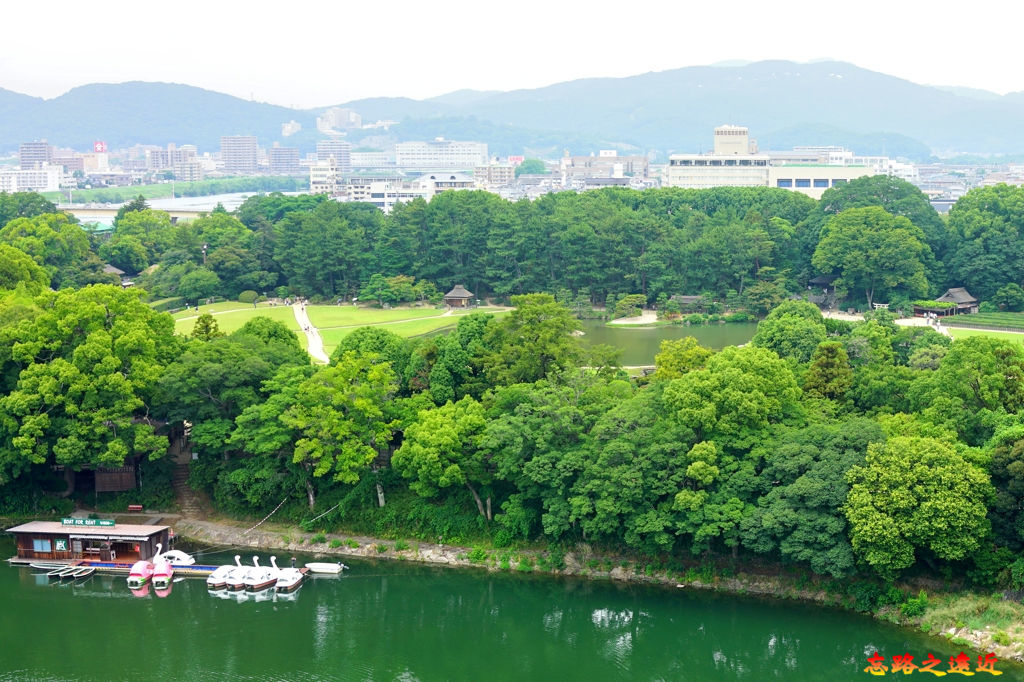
[305,561,348,574]
[207,555,242,590]
[272,557,303,592]
[30,562,69,571]
[159,549,196,566]
[126,560,155,588]
[226,556,260,591]
[244,555,278,592]
[62,567,95,581]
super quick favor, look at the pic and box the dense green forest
[2,178,1024,598]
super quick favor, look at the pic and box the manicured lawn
[171,301,286,319]
[175,305,300,335]
[943,312,1024,331]
[947,327,1024,344]
[306,305,444,328]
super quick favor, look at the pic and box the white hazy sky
[2,0,1022,109]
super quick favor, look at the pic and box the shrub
[311,532,326,544]
[375,543,388,553]
[901,590,929,618]
[467,547,488,564]
[1010,558,1024,590]
[516,555,535,572]
[281,535,291,544]
[546,546,566,571]
[238,290,259,304]
[345,539,360,549]
[394,539,410,552]
[329,539,342,549]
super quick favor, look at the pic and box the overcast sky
[2,1,1021,109]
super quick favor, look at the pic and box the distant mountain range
[3,60,1024,160]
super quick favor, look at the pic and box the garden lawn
[175,305,300,336]
[306,305,443,328]
[946,327,1024,344]
[171,301,285,319]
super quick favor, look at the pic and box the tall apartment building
[316,140,352,173]
[395,139,488,169]
[19,141,53,170]
[474,164,516,187]
[351,150,395,169]
[220,136,259,174]
[268,147,301,174]
[147,144,197,170]
[310,158,340,194]
[173,161,204,182]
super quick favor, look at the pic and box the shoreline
[173,516,1024,663]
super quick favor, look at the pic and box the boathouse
[6,520,169,563]
[443,284,474,308]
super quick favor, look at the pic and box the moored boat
[305,562,348,574]
[272,557,303,592]
[226,556,260,591]
[244,555,278,592]
[159,549,195,566]
[207,555,242,590]
[152,557,173,589]
[126,560,154,588]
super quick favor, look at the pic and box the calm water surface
[577,320,757,365]
[3,539,1017,681]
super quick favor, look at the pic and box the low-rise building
[395,139,488,169]
[0,166,62,192]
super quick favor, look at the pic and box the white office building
[395,139,488,169]
[0,166,62,192]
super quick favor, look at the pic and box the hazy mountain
[426,89,501,107]
[0,82,317,153]
[5,61,1024,157]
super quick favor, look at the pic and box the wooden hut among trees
[443,284,474,308]
[913,287,979,317]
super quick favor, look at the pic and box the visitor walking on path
[293,303,330,364]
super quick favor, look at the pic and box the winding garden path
[293,304,330,364]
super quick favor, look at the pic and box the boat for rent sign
[60,518,115,527]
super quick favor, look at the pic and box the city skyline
[3,0,1024,108]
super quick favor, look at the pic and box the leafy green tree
[663,345,803,450]
[279,352,400,508]
[613,293,647,318]
[178,268,221,303]
[803,341,853,401]
[330,326,410,381]
[0,213,90,287]
[0,191,58,226]
[946,184,1024,300]
[751,313,826,364]
[986,428,1024,551]
[0,244,50,292]
[741,418,884,577]
[484,293,581,385]
[99,235,148,274]
[653,337,712,380]
[113,195,149,224]
[844,435,993,579]
[911,335,1024,445]
[393,396,493,518]
[111,209,175,262]
[992,283,1024,312]
[812,206,930,307]
[0,285,179,484]
[191,313,223,341]
[514,159,547,177]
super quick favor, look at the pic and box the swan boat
[207,555,242,590]
[226,556,261,591]
[272,557,304,592]
[149,543,173,589]
[244,555,279,591]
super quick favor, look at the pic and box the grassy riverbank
[173,516,1024,664]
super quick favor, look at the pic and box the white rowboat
[304,562,348,574]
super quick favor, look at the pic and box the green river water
[576,320,758,365]
[3,539,1019,681]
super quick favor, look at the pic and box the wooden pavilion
[443,284,474,308]
[913,287,979,317]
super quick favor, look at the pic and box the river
[577,320,758,365]
[3,539,1015,681]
